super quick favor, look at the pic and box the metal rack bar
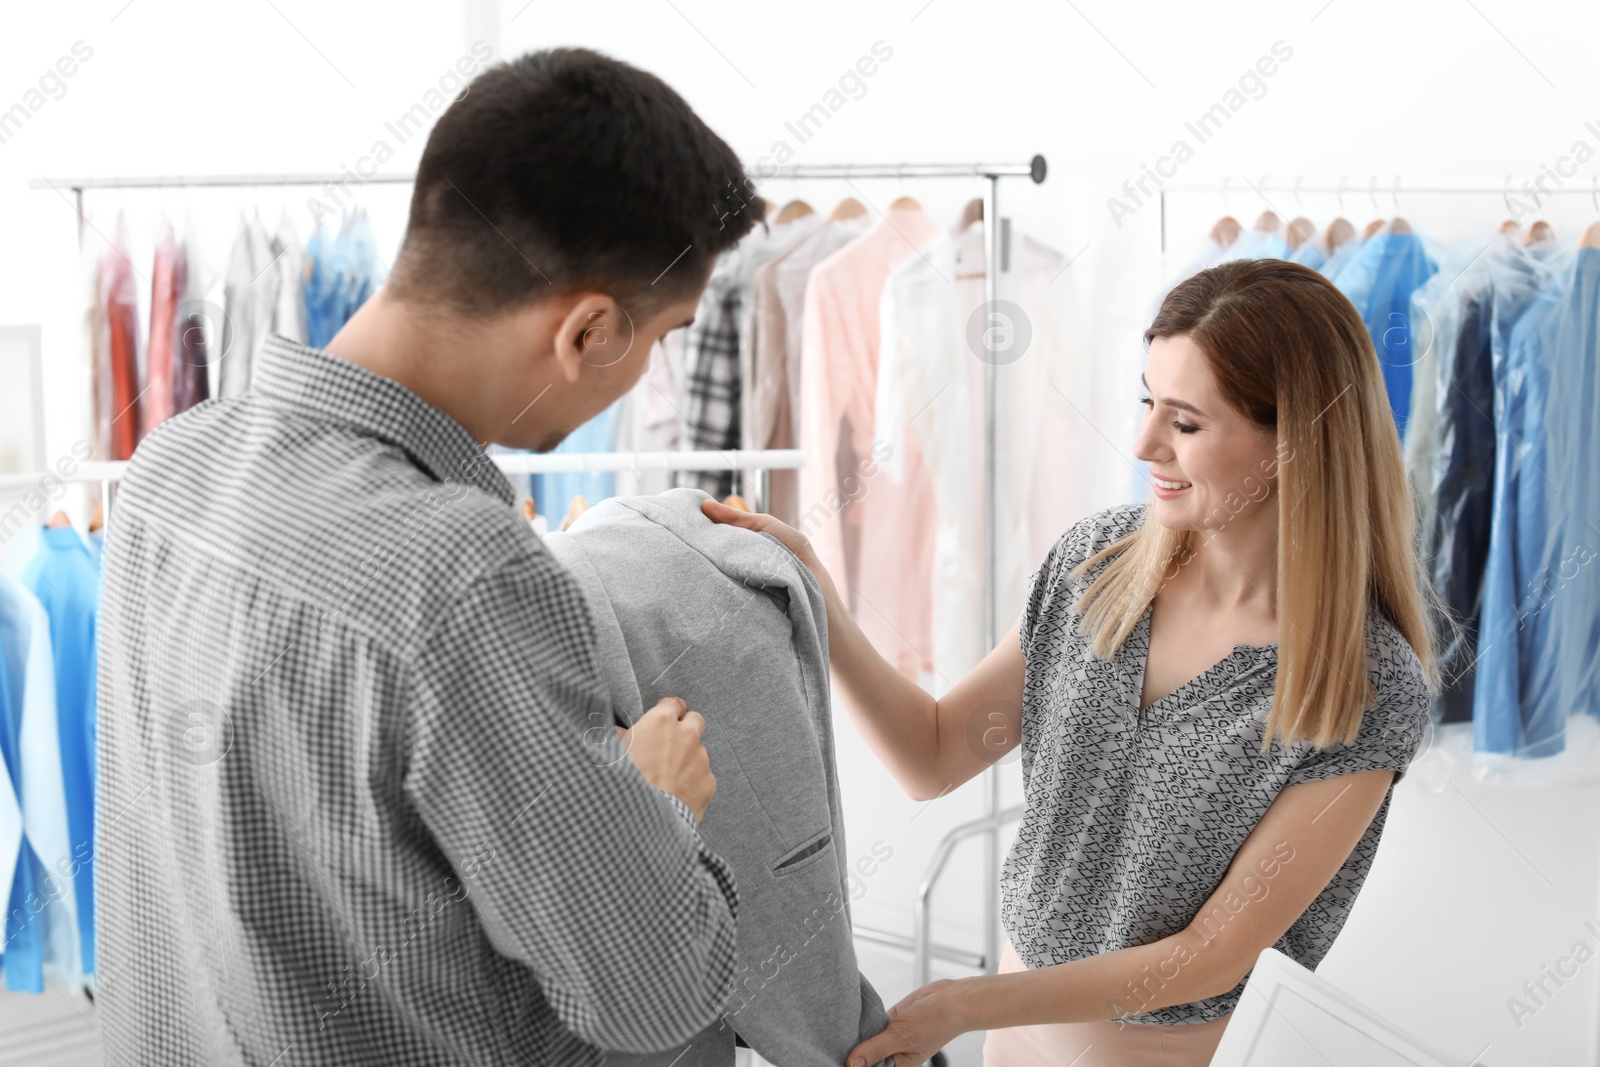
[0,450,804,493]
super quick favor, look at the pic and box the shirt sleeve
[1285,635,1431,788]
[403,547,739,1055]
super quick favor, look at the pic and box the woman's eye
[1139,396,1153,407]
[1173,421,1199,434]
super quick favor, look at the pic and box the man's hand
[615,697,716,821]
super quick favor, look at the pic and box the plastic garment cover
[1473,239,1573,755]
[1343,232,1439,441]
[1525,248,1600,749]
[1421,245,1496,726]
[1217,227,1291,263]
[1288,239,1328,271]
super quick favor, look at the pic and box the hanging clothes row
[0,519,102,995]
[86,207,383,463]
[650,195,1082,692]
[1175,209,1600,760]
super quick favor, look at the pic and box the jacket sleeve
[403,547,739,1054]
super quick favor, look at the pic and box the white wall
[2,1,1598,1064]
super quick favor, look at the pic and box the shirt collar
[254,335,514,506]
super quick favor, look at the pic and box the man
[97,48,763,1065]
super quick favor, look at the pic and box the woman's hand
[700,498,821,577]
[846,978,971,1067]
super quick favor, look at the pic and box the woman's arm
[845,767,1400,1065]
[701,498,1025,801]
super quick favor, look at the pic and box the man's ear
[550,292,634,382]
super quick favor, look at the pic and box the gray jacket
[544,489,890,1067]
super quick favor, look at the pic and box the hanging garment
[301,221,341,349]
[543,488,890,1067]
[1542,248,1600,734]
[268,208,306,344]
[22,528,100,977]
[169,236,210,417]
[1217,228,1291,263]
[1405,259,1473,545]
[220,215,274,398]
[0,574,80,992]
[1346,232,1439,440]
[1473,240,1571,756]
[1426,275,1494,726]
[332,210,380,333]
[144,225,183,434]
[797,205,940,681]
[95,223,144,460]
[612,340,675,499]
[875,223,1078,686]
[1288,239,1329,271]
[680,215,821,498]
[746,217,869,525]
[530,395,623,522]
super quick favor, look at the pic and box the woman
[704,258,1446,1066]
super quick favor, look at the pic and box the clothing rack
[27,156,1049,986]
[1157,175,1600,253]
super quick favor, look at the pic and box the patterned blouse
[1001,502,1430,1025]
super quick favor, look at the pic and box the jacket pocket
[771,829,834,877]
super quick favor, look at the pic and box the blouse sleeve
[1285,632,1431,788]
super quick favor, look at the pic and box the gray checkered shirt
[97,335,740,1065]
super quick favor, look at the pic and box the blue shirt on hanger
[1472,240,1570,757]
[531,396,623,523]
[22,527,100,976]
[1350,232,1439,441]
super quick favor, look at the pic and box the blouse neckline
[1129,599,1277,715]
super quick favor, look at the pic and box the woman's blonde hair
[1072,258,1449,751]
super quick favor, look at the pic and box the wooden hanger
[521,499,538,523]
[88,503,105,534]
[957,197,984,233]
[721,493,750,512]
[828,198,867,221]
[1285,217,1316,249]
[889,195,921,212]
[1498,219,1520,234]
[1323,217,1356,252]
[1251,210,1282,233]
[1362,218,1386,239]
[561,494,589,532]
[765,200,777,221]
[46,510,72,529]
[775,200,814,224]
[1210,215,1242,249]
[1524,220,1554,246]
[1386,217,1413,235]
[1580,222,1600,249]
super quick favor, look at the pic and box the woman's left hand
[846,978,971,1067]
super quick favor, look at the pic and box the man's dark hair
[387,48,764,321]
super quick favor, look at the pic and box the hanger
[721,493,750,512]
[1322,217,1355,252]
[1210,215,1242,249]
[828,197,867,221]
[775,200,814,224]
[1251,210,1281,233]
[1498,219,1520,234]
[561,494,589,532]
[89,503,105,534]
[1386,217,1413,235]
[1523,220,1554,246]
[1285,217,1316,249]
[957,197,984,233]
[1581,223,1600,249]
[521,498,538,523]
[1362,218,1386,239]
[765,200,777,221]
[889,195,921,212]
[47,510,72,529]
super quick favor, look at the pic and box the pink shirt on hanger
[797,205,940,683]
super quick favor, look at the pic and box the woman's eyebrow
[1141,372,1209,417]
